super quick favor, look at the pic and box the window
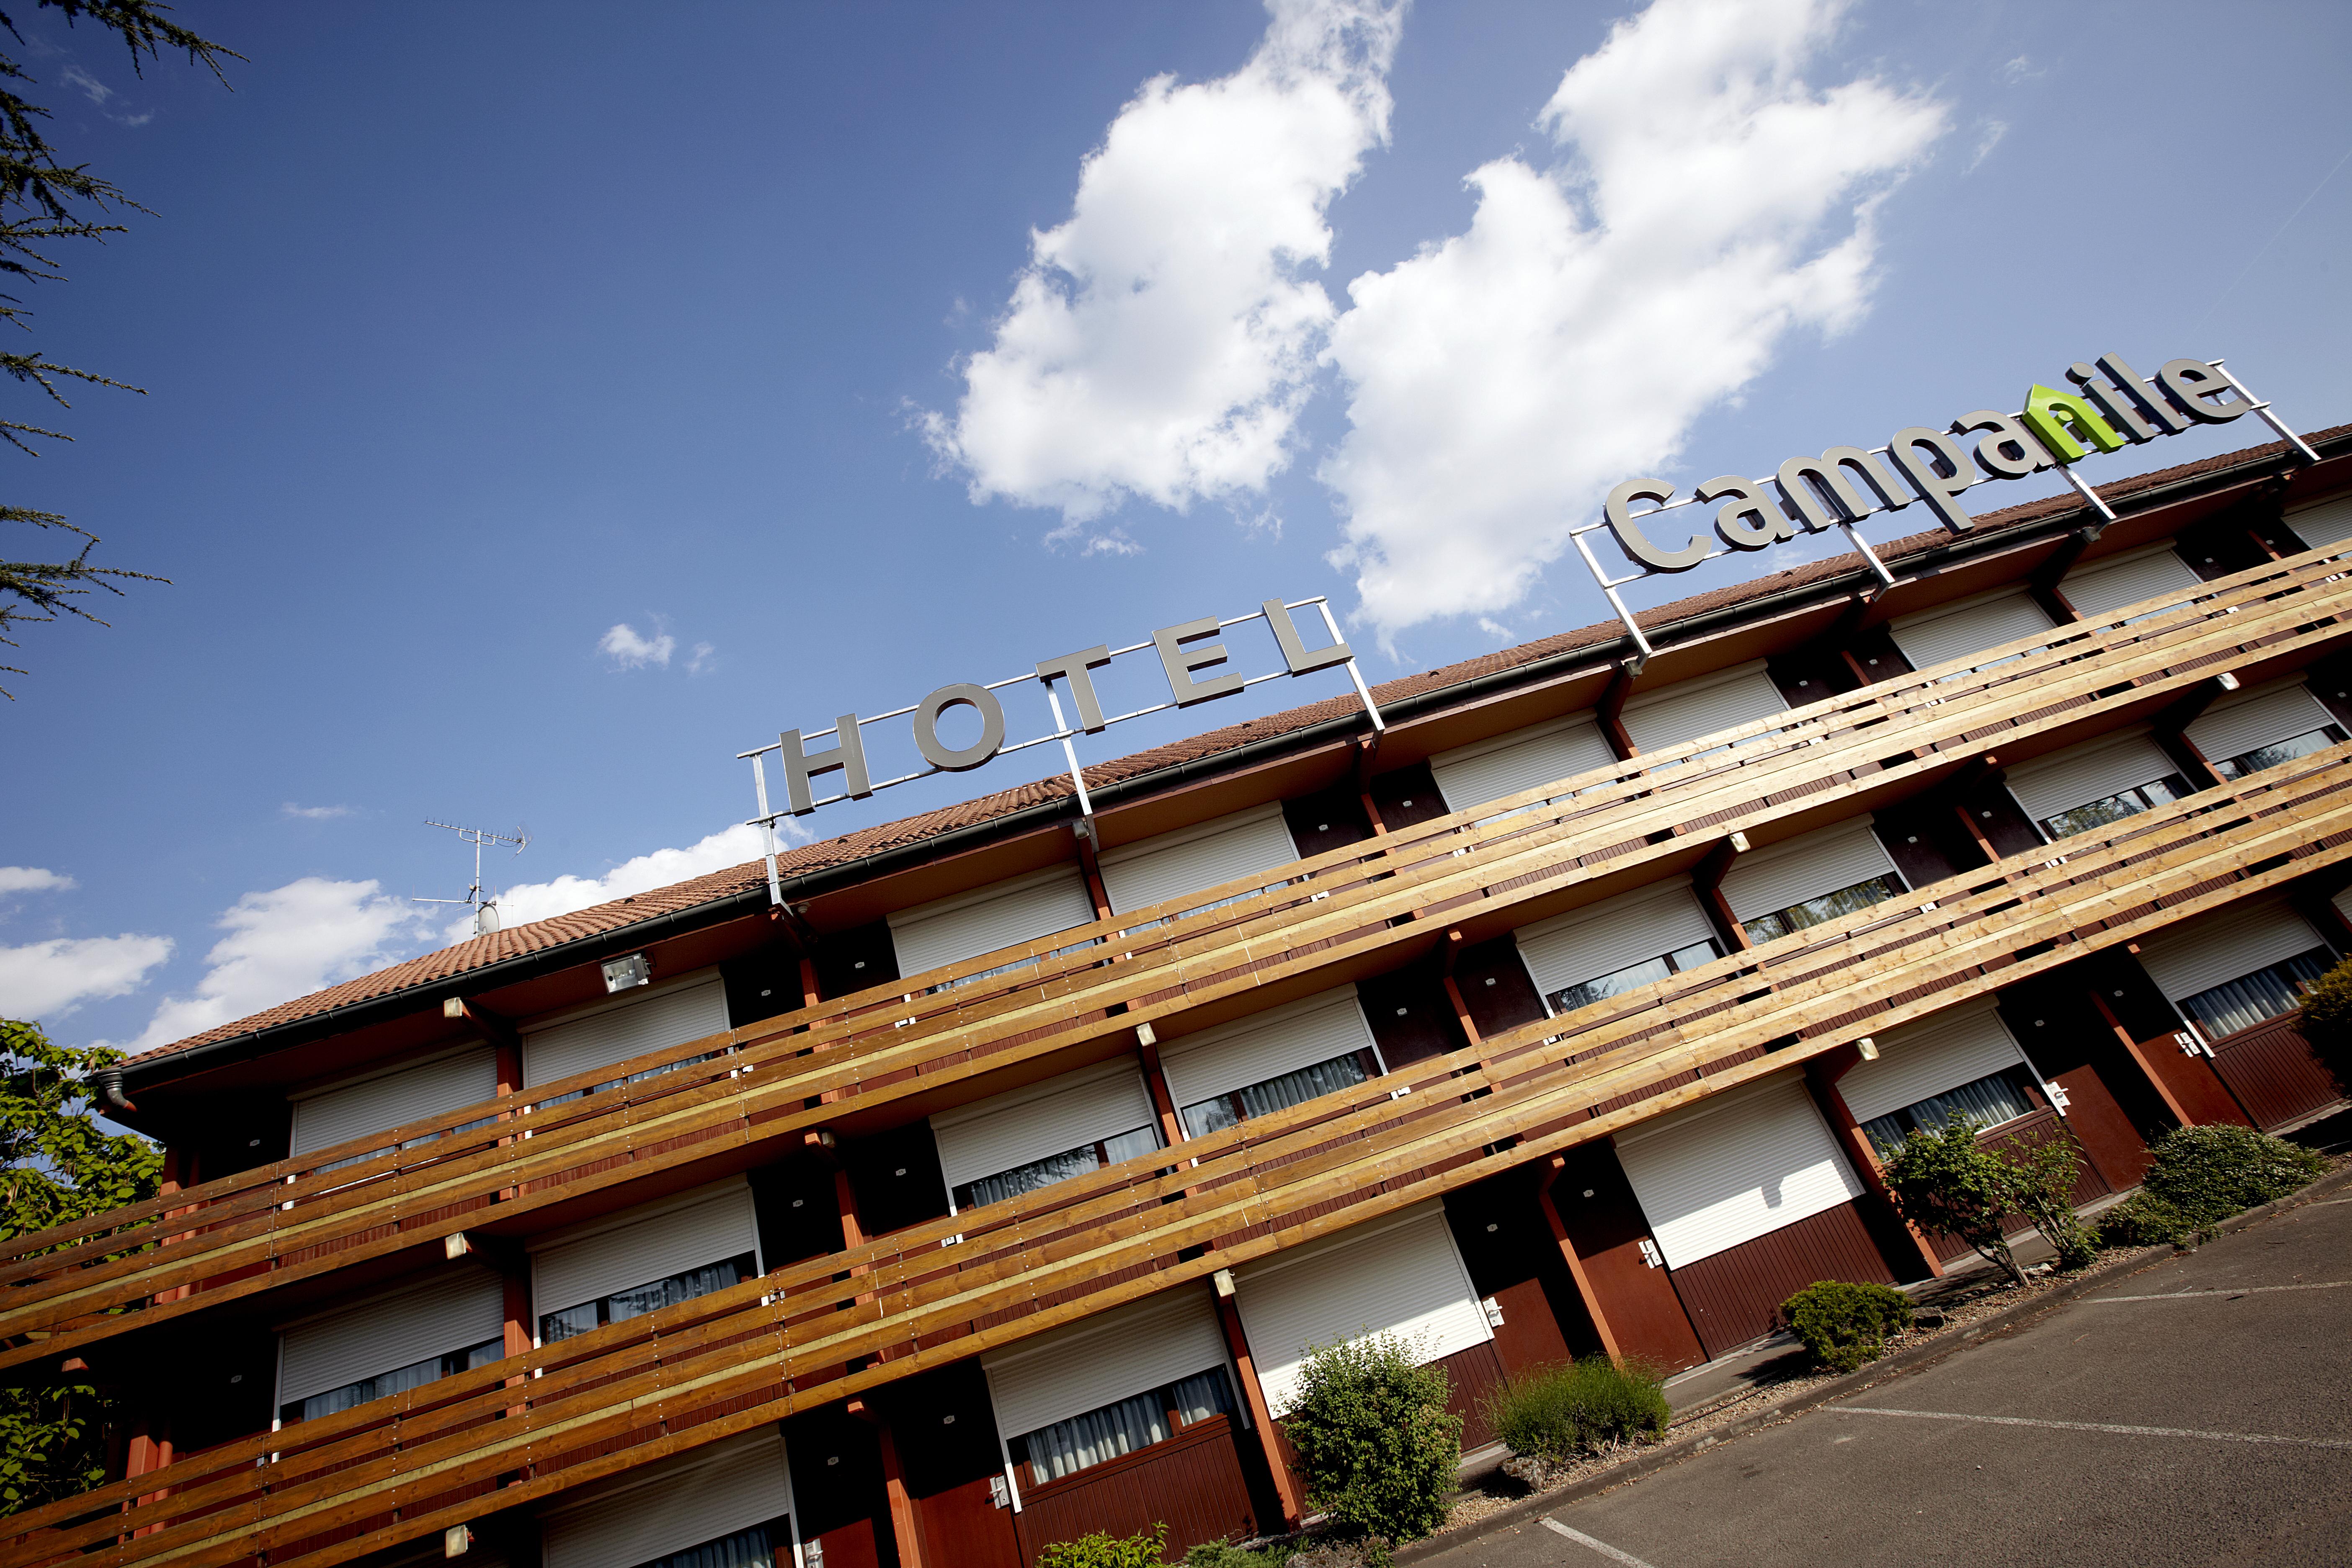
[2213,726,2346,781]
[1860,1070,2036,1156]
[539,1049,732,1110]
[2037,774,2192,840]
[1741,876,1901,944]
[1179,1048,1382,1139]
[1121,881,1290,936]
[637,1526,774,1568]
[925,936,1101,994]
[539,1252,757,1343]
[1545,939,1722,1016]
[281,1336,503,1424]
[2177,948,2332,1040]
[952,1126,1161,1211]
[1010,1366,1237,1488]
[316,1112,499,1175]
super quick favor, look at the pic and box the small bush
[2099,1124,2327,1246]
[2095,1191,2194,1248]
[1039,1522,1170,1568]
[2295,953,2352,1086]
[1284,1333,1461,1552]
[1484,1359,1669,1460]
[1181,1545,1287,1568]
[1779,1280,1914,1373]
[1879,1113,2029,1282]
[2006,1131,2098,1270]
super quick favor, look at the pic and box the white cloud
[0,866,75,894]
[1966,119,2008,173]
[1319,0,1946,642]
[599,622,676,669]
[450,823,785,944]
[112,879,427,1055]
[686,641,716,675]
[59,63,112,106]
[924,0,1403,529]
[281,803,356,821]
[0,933,173,1021]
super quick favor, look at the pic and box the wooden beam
[1212,1275,1301,1529]
[2086,988,2194,1128]
[1597,659,1638,761]
[440,997,520,1057]
[1804,1059,1941,1279]
[1537,1158,1623,1365]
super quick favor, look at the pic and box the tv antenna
[417,820,530,936]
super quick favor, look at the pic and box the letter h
[777,716,872,815]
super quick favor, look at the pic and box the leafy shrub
[1181,1545,1288,1568]
[1779,1280,1914,1373]
[1483,1358,1669,1460]
[2295,953,2352,1086]
[1879,1113,2030,1282]
[1284,1333,1461,1551]
[2097,1124,2326,1246]
[1040,1522,1168,1568]
[2005,1130,2099,1270]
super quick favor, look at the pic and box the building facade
[8,421,2352,1568]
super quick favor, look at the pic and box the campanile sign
[736,349,2318,905]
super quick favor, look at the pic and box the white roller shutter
[929,1058,1156,1195]
[2186,680,2339,766]
[522,974,729,1089]
[541,1427,793,1568]
[1621,662,1787,755]
[1158,988,1377,1115]
[2287,494,2352,550]
[278,1269,505,1408]
[1429,714,1616,813]
[2060,545,2200,620]
[887,865,1096,979]
[530,1179,760,1321]
[1232,1203,1490,1416]
[1099,805,1298,916]
[2004,730,2179,828]
[1515,881,1717,1003]
[1841,1001,2028,1124]
[1718,820,1901,925]
[2133,899,2329,1004]
[2336,886,2352,933]
[983,1286,1231,1441]
[1614,1075,1864,1270]
[290,1045,498,1158]
[1890,590,2055,674]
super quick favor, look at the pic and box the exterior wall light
[601,953,652,993]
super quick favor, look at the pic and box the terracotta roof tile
[137,424,2345,1065]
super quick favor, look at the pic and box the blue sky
[3,0,2347,1056]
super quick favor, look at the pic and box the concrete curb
[1392,1159,2352,1565]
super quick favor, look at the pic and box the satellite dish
[477,902,501,936]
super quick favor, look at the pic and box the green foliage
[1,1019,163,1514]
[1779,1280,1913,1374]
[0,3,238,693]
[2296,952,2352,1084]
[1038,1522,1169,1568]
[1181,1545,1291,1568]
[2004,1130,2098,1270]
[2097,1124,2326,1247]
[1879,1112,2028,1283]
[1483,1358,1668,1459]
[1283,1333,1461,1550]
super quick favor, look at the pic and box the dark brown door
[1548,1145,1704,1373]
[888,1364,1021,1568]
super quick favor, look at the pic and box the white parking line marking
[1835,1406,2352,1451]
[2090,1281,2352,1303]
[1540,1516,1660,1566]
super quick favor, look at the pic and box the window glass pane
[640,1525,772,1568]
[1862,1072,2033,1156]
[2215,727,2345,781]
[1548,954,1671,1016]
[1023,1390,1168,1484]
[1171,1367,1237,1427]
[2040,776,2190,840]
[2179,949,2331,1039]
[956,1143,1103,1210]
[1234,1052,1370,1122]
[284,1333,507,1424]
[1742,876,1898,944]
[607,1256,748,1326]
[1100,1125,1161,1166]
[1180,1094,1241,1140]
[539,1301,598,1343]
[1664,940,1723,972]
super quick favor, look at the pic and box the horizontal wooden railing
[10,730,2351,1568]
[2,549,2346,1373]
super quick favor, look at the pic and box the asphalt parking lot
[1422,1189,2352,1568]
